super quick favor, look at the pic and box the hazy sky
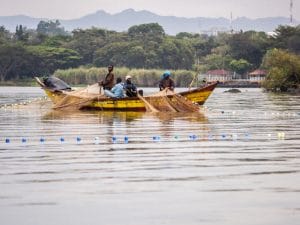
[0,0,299,20]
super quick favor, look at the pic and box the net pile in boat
[143,89,199,113]
[53,84,105,110]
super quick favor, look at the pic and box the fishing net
[169,93,200,112]
[145,95,177,112]
[53,83,105,110]
[142,88,199,113]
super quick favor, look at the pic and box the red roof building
[248,69,267,82]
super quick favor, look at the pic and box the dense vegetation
[262,49,300,91]
[0,20,299,90]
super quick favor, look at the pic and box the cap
[163,70,171,78]
[125,75,132,80]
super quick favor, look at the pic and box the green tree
[0,44,20,81]
[176,32,196,39]
[67,28,108,64]
[144,49,159,68]
[0,26,11,44]
[126,45,146,68]
[37,20,67,36]
[271,25,300,54]
[157,38,179,69]
[175,39,195,69]
[14,25,29,42]
[229,59,252,75]
[42,35,72,47]
[0,44,36,81]
[228,31,268,68]
[262,49,300,91]
[128,23,165,44]
[157,38,194,69]
[203,53,232,70]
[26,45,81,75]
[93,42,130,67]
[193,36,216,60]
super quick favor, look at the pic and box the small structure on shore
[201,69,233,82]
[199,69,267,88]
[248,69,267,82]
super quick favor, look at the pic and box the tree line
[0,20,299,90]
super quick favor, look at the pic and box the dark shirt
[124,81,137,97]
[101,72,114,90]
[159,77,175,91]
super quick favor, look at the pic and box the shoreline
[216,81,261,88]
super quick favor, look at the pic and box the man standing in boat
[99,65,114,90]
[159,70,175,91]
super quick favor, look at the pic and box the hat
[125,75,132,80]
[163,70,171,78]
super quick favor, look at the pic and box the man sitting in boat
[104,77,124,98]
[99,65,114,90]
[123,75,137,97]
[159,70,175,91]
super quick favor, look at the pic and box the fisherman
[123,75,137,97]
[99,65,114,90]
[104,77,124,98]
[159,70,175,91]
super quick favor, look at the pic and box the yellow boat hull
[43,82,218,111]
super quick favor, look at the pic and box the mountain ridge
[0,8,298,35]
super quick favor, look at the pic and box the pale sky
[0,0,299,20]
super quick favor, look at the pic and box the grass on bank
[0,67,198,87]
[53,67,197,87]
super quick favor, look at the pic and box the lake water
[0,86,299,225]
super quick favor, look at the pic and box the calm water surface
[0,87,299,225]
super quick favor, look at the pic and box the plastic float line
[1,132,290,145]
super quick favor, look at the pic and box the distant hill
[0,8,298,35]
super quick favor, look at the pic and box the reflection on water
[41,106,208,123]
[0,87,299,225]
[42,110,146,122]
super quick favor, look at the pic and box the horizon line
[0,8,299,21]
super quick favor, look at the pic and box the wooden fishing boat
[35,77,218,111]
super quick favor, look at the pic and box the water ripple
[0,87,300,225]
